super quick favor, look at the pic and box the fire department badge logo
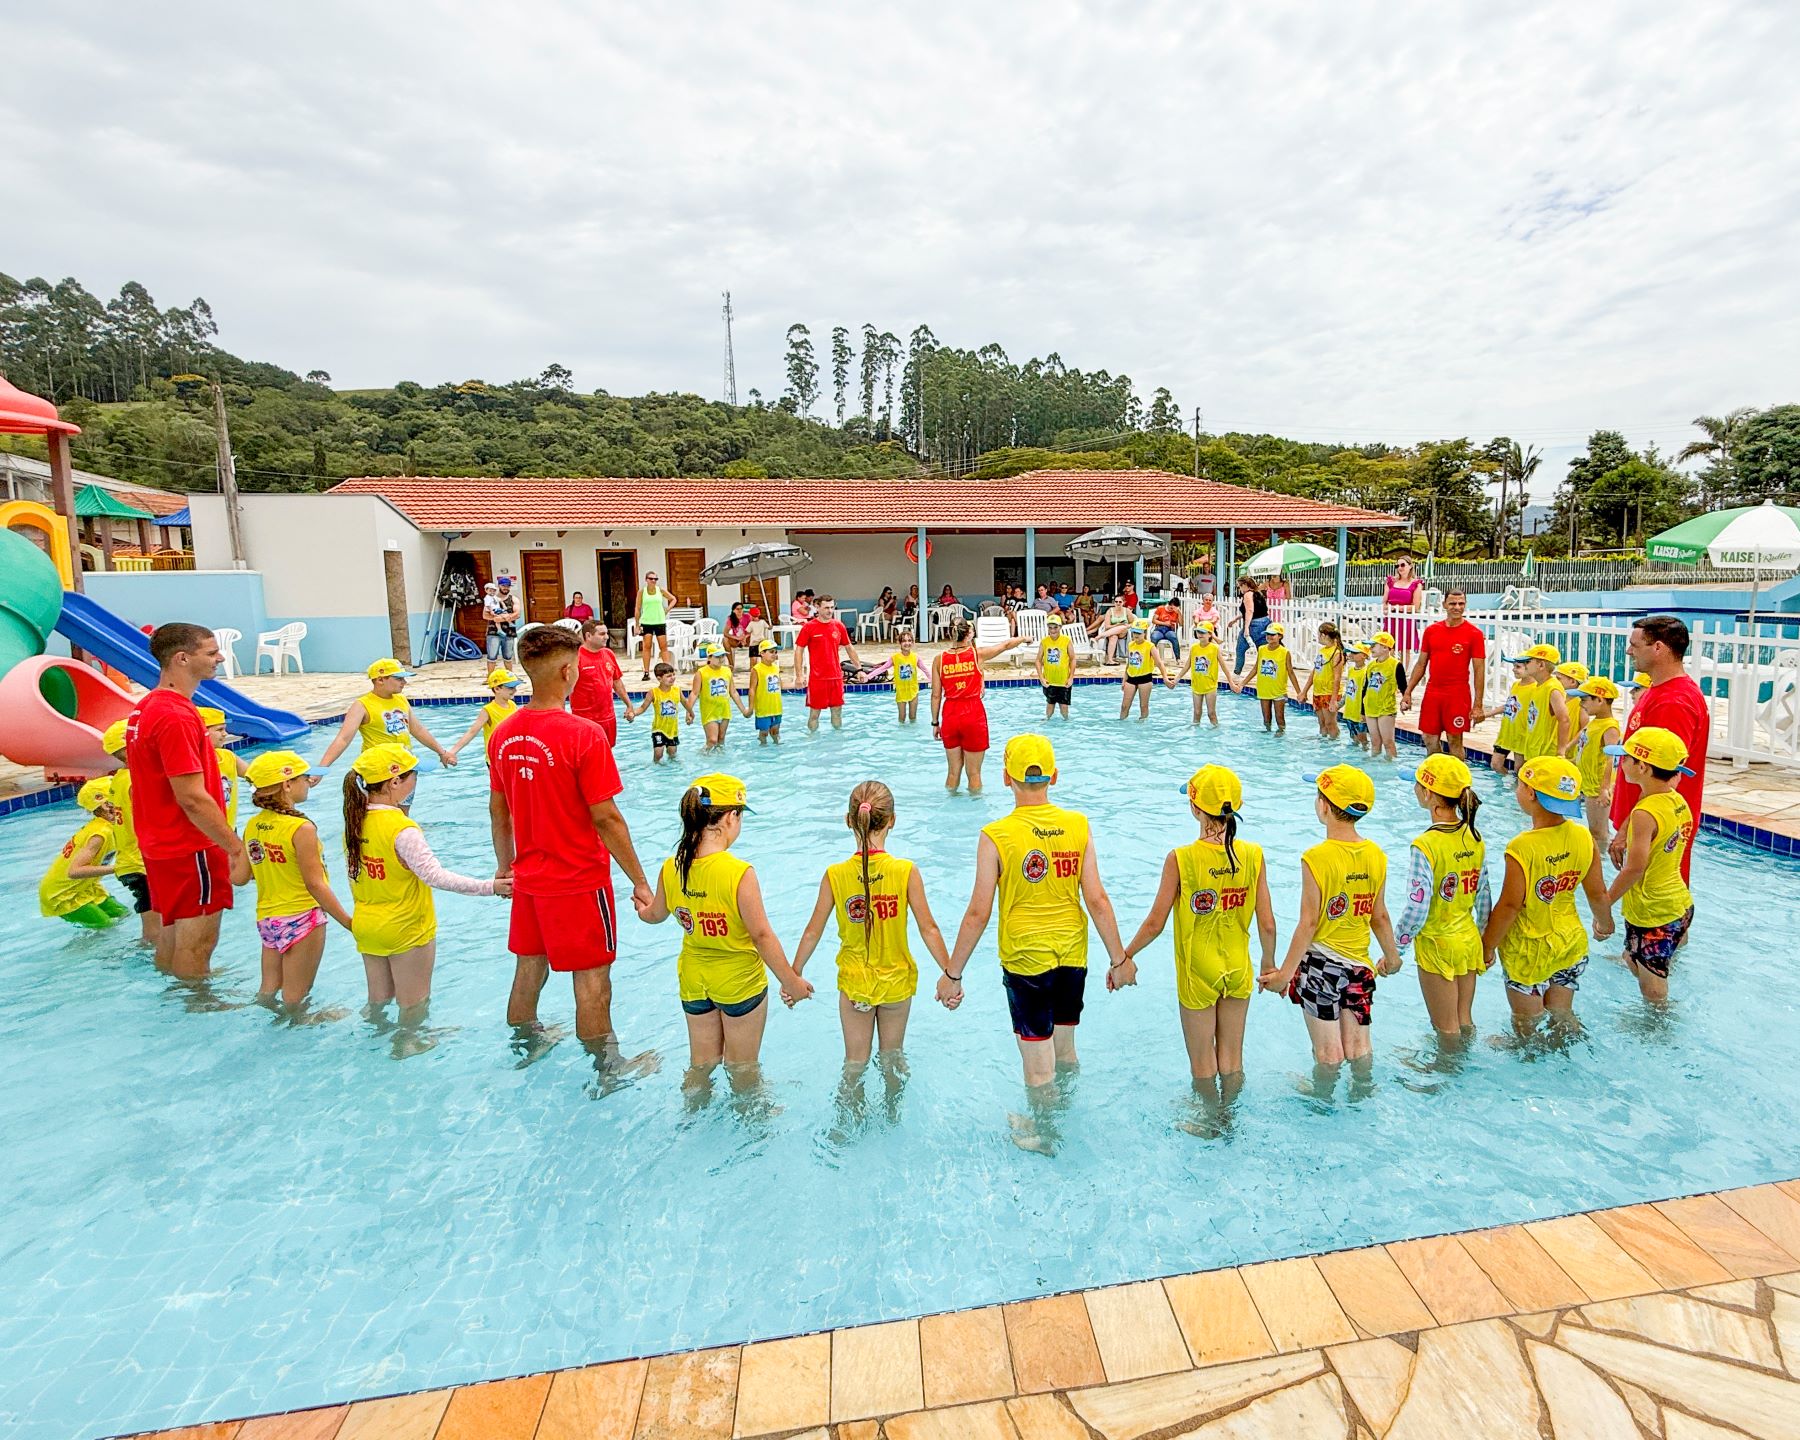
[844,894,869,924]
[1326,892,1349,920]
[1190,889,1219,916]
[1022,849,1049,882]
[675,906,694,933]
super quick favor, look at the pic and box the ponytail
[342,772,369,884]
[951,619,974,645]
[1455,786,1482,841]
[846,780,896,933]
[1201,804,1241,874]
[252,784,305,821]
[675,787,743,892]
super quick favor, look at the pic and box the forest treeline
[4,273,1797,556]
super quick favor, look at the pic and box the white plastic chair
[693,617,721,641]
[930,603,971,640]
[254,622,306,674]
[1011,608,1048,666]
[667,619,697,671]
[857,611,884,643]
[1064,620,1098,666]
[212,627,243,678]
[668,607,701,626]
[974,616,1011,651]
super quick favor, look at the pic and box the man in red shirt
[795,594,861,731]
[571,619,636,746]
[1401,590,1488,760]
[1610,614,1708,882]
[490,625,653,1049]
[124,623,249,977]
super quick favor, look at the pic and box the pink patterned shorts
[257,908,326,954]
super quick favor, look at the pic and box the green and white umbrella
[1420,551,1437,581]
[1242,540,1339,577]
[1646,500,1800,628]
[1520,547,1536,581]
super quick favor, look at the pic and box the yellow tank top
[1311,644,1342,697]
[1411,826,1486,949]
[1360,657,1399,715]
[649,684,684,738]
[349,807,435,956]
[1125,638,1155,680]
[1499,820,1594,985]
[1621,791,1694,927]
[1187,643,1222,693]
[891,654,921,703]
[481,697,517,749]
[1497,682,1528,751]
[1342,665,1366,722]
[696,664,734,723]
[39,817,114,917]
[215,748,239,827]
[661,850,764,1005]
[245,808,317,919]
[1253,645,1291,700]
[1302,838,1386,968]
[827,851,916,1006]
[1577,716,1619,798]
[1518,680,1563,760]
[356,692,415,751]
[1039,637,1073,686]
[1173,837,1262,977]
[982,804,1091,975]
[752,662,785,717]
[109,768,144,876]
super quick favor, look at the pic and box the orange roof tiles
[326,469,1405,533]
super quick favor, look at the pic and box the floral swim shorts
[256,907,326,954]
[1625,905,1694,979]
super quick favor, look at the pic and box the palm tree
[1677,408,1758,507]
[1489,441,1541,557]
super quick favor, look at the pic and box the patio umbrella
[1520,548,1536,581]
[1241,540,1339,577]
[1421,551,1437,581]
[1063,525,1166,561]
[699,540,813,614]
[1646,500,1800,628]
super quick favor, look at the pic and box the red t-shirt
[1419,620,1487,689]
[125,688,225,859]
[489,707,623,895]
[1609,672,1709,881]
[571,645,621,722]
[797,619,849,674]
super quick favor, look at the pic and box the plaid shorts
[1504,957,1588,998]
[1286,950,1376,1026]
[1625,905,1694,979]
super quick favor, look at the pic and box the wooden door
[664,547,707,609]
[596,550,638,636]
[522,550,565,624]
[739,577,779,617]
[455,550,492,642]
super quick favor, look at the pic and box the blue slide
[54,591,311,742]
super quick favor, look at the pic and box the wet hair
[674,786,744,892]
[519,624,580,666]
[1645,761,1681,781]
[1431,783,1483,841]
[252,781,307,822]
[846,781,896,933]
[340,772,401,883]
[1634,614,1691,659]
[1321,796,1364,824]
[1198,801,1242,874]
[149,623,214,665]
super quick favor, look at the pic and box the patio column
[1213,528,1225,595]
[1024,526,1036,599]
[915,525,929,640]
[1134,555,1145,599]
[1335,526,1348,604]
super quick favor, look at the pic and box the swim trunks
[1042,685,1072,706]
[1502,957,1588,997]
[508,885,619,971]
[1624,905,1692,979]
[1286,949,1376,1025]
[1419,683,1473,736]
[938,698,989,753]
[118,870,154,916]
[682,987,768,1017]
[145,846,233,924]
[1003,964,1086,1040]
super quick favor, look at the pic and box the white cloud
[6,0,1796,498]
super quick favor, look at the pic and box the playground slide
[54,592,311,743]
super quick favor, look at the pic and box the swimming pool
[3,686,1798,1439]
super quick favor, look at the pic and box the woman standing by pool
[1384,556,1426,690]
[635,570,673,679]
[1233,576,1270,672]
[930,618,1020,794]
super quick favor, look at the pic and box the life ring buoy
[904,535,934,564]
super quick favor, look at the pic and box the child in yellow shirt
[1341,641,1371,751]
[1395,753,1490,1039]
[1310,623,1344,739]
[1184,621,1223,725]
[891,633,922,724]
[1359,631,1400,760]
[447,668,522,761]
[199,706,251,827]
[750,640,786,744]
[244,750,353,1011]
[647,661,694,763]
[1570,677,1622,853]
[1037,615,1076,720]
[40,779,129,929]
[1602,727,1696,1004]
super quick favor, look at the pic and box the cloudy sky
[9,2,1798,497]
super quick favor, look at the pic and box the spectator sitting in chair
[1150,597,1183,664]
[790,588,815,622]
[723,601,750,669]
[1097,597,1134,663]
[1031,584,1059,614]
[1076,585,1098,627]
[1054,582,1075,612]
[935,583,959,608]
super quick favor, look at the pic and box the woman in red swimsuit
[929,620,1021,794]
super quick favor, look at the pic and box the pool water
[4,685,1799,1439]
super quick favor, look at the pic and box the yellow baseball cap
[1181,764,1243,814]
[1517,755,1585,816]
[1627,671,1651,689]
[1004,733,1057,784]
[246,750,310,789]
[1046,614,1064,628]
[102,719,130,753]
[1554,661,1590,684]
[756,638,777,651]
[77,777,114,812]
[350,743,419,786]
[690,772,752,811]
[197,707,227,728]
[1369,630,1395,648]
[1605,725,1695,776]
[1575,676,1621,702]
[367,658,414,681]
[1265,622,1286,637]
[1306,764,1375,817]
[1345,640,1371,655]
[485,668,520,689]
[1128,618,1149,632]
[1197,620,1216,634]
[1504,643,1561,665]
[1413,752,1474,798]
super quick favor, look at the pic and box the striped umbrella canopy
[1064,525,1165,561]
[1241,540,1339,577]
[1646,500,1800,627]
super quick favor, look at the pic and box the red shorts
[508,885,619,972]
[1419,684,1473,736]
[807,672,845,710]
[572,704,617,748]
[939,698,990,753]
[145,847,234,924]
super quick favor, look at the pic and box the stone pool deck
[121,1181,1800,1439]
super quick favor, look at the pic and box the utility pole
[213,382,247,569]
[1192,406,1204,480]
[721,291,738,406]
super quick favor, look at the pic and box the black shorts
[1003,964,1087,1040]
[1286,950,1376,1026]
[1125,674,1155,688]
[682,988,767,1018]
[653,733,679,751]
[640,623,667,637]
[1042,685,1072,705]
[118,871,153,916]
